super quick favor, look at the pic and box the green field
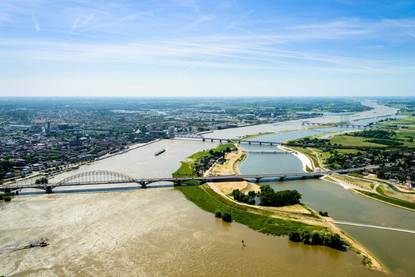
[329,135,386,148]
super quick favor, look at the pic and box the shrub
[222,213,232,223]
[288,231,301,242]
[4,196,11,202]
[214,209,222,218]
[319,211,329,217]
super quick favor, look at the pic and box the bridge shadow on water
[16,182,175,196]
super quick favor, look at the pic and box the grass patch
[177,185,326,236]
[330,135,386,148]
[357,190,415,210]
[240,132,275,140]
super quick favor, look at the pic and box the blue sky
[0,0,414,97]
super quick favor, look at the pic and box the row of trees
[289,230,347,251]
[259,185,301,207]
[352,129,395,139]
[231,189,256,205]
[231,185,302,207]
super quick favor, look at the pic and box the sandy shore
[278,145,315,171]
[206,144,386,272]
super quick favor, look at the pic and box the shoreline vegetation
[173,143,385,272]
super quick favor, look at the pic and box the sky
[0,0,414,97]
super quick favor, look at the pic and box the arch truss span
[56,170,136,186]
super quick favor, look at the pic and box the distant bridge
[246,150,290,155]
[1,166,377,194]
[175,135,280,146]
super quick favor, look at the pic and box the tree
[214,209,222,218]
[222,213,232,223]
[35,177,48,185]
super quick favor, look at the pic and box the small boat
[154,149,166,156]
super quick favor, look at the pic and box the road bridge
[175,135,280,146]
[246,150,290,154]
[1,166,377,194]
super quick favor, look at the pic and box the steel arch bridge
[56,170,136,186]
[0,166,378,194]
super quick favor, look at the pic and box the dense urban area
[0,97,369,183]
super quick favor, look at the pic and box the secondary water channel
[1,101,413,276]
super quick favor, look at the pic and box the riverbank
[286,144,415,212]
[175,144,385,272]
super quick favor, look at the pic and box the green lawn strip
[239,132,275,140]
[177,185,326,236]
[357,189,415,211]
[330,135,386,148]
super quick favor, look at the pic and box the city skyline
[1,0,414,97]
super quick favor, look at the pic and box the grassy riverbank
[240,132,275,140]
[357,189,415,211]
[177,184,325,235]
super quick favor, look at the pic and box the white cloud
[31,13,40,32]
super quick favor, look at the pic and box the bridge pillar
[139,181,147,188]
[270,142,273,146]
[210,139,213,142]
[248,141,251,145]
[254,177,261,183]
[202,138,205,142]
[219,139,222,143]
[174,180,182,186]
[279,177,284,181]
[259,142,262,145]
[45,186,53,194]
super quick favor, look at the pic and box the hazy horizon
[1,1,414,97]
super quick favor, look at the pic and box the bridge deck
[1,166,377,192]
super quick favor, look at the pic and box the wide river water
[1,101,413,276]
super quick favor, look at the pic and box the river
[1,101,412,276]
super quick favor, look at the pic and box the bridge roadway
[1,166,377,193]
[174,135,280,146]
